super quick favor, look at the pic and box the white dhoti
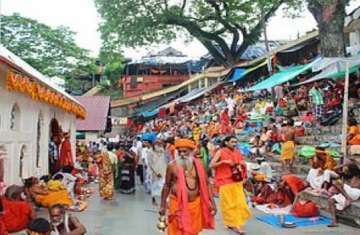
[332,184,360,210]
[150,176,164,197]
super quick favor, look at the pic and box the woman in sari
[96,150,114,200]
[118,146,137,194]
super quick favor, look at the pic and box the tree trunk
[308,0,348,57]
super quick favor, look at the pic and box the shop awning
[245,58,320,91]
[228,68,247,82]
[180,83,222,103]
[293,66,359,87]
[141,108,160,118]
[293,56,360,86]
[227,60,268,83]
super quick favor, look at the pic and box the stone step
[266,159,312,176]
[300,190,360,228]
[295,145,341,153]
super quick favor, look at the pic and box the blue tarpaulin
[141,108,160,118]
[228,68,247,82]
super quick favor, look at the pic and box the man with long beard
[159,138,216,235]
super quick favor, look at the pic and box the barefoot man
[159,138,216,235]
[280,120,296,173]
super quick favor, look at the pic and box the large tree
[0,14,97,94]
[307,0,350,57]
[95,0,301,67]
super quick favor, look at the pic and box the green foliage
[95,0,302,66]
[99,45,124,84]
[0,14,97,94]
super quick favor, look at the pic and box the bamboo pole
[341,61,350,164]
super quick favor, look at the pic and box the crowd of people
[2,72,360,234]
[121,73,360,233]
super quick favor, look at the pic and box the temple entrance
[49,118,62,175]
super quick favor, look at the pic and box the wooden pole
[341,61,350,164]
[262,12,276,107]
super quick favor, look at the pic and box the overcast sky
[1,0,360,59]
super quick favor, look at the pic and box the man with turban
[159,138,216,235]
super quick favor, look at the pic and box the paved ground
[38,182,360,235]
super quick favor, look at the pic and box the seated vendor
[315,147,337,171]
[252,175,305,207]
[24,177,73,208]
[305,154,338,193]
[260,127,273,152]
[250,134,265,158]
[1,185,36,233]
[328,164,360,227]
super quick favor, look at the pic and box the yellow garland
[5,70,86,119]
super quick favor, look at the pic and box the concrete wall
[0,63,77,185]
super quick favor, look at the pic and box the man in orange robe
[159,139,216,235]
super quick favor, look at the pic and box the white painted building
[0,46,86,186]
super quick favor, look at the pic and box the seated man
[347,119,360,155]
[49,204,86,235]
[315,147,337,171]
[305,153,339,194]
[1,185,36,233]
[252,175,306,207]
[348,119,360,145]
[328,164,360,227]
[250,134,265,158]
[273,175,306,207]
[24,177,73,208]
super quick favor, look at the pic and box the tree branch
[181,0,187,11]
[236,0,285,57]
[206,0,240,57]
[163,15,232,64]
[199,39,228,66]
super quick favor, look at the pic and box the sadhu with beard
[159,138,216,235]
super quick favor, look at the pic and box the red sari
[59,139,74,168]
